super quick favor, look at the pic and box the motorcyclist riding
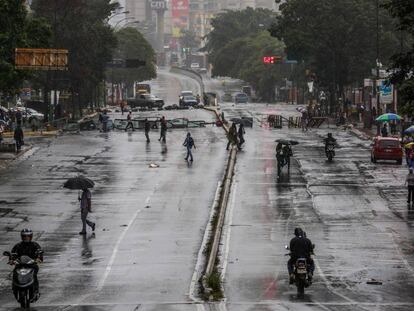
[288,228,315,284]
[324,133,337,155]
[10,229,43,298]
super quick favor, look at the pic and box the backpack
[187,137,194,148]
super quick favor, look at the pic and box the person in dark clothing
[323,132,337,155]
[159,116,167,142]
[10,229,43,298]
[125,111,134,131]
[14,125,24,152]
[226,123,238,150]
[381,123,388,137]
[237,124,246,150]
[144,118,151,142]
[183,132,196,161]
[406,168,414,206]
[287,228,315,284]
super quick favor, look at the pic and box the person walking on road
[226,123,238,150]
[406,168,414,206]
[159,116,167,142]
[144,118,151,142]
[301,110,308,132]
[237,124,246,150]
[79,188,95,235]
[101,110,109,132]
[14,125,24,152]
[125,111,134,131]
[183,132,196,161]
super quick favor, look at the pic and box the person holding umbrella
[64,176,96,235]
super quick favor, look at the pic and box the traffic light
[263,56,282,64]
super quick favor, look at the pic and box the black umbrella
[275,139,299,145]
[64,176,95,190]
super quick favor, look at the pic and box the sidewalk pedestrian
[78,188,95,235]
[183,132,196,162]
[14,125,24,152]
[237,123,246,150]
[159,116,167,142]
[226,123,238,150]
[406,168,414,206]
[144,118,151,142]
[125,111,134,131]
[381,123,388,137]
[301,110,308,132]
[0,123,4,144]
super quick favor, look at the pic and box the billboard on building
[172,0,189,38]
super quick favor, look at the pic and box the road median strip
[199,106,236,300]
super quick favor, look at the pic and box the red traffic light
[263,56,282,64]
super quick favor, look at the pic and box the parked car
[234,93,248,104]
[25,108,44,122]
[127,94,164,109]
[181,95,198,107]
[371,136,403,164]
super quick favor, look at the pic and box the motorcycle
[3,250,42,309]
[286,247,312,298]
[326,143,335,162]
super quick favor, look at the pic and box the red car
[371,136,403,164]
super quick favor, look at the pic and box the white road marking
[97,196,148,290]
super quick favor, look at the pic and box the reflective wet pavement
[1,78,414,310]
[218,103,414,310]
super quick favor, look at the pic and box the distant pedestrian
[159,116,167,142]
[226,123,238,150]
[15,109,23,126]
[78,188,95,235]
[125,111,134,131]
[390,120,397,135]
[196,94,201,104]
[301,110,308,132]
[183,132,196,162]
[237,124,245,150]
[406,168,414,206]
[101,111,109,132]
[144,118,151,142]
[14,125,24,152]
[0,123,4,144]
[381,123,388,137]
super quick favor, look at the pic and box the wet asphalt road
[0,70,225,310]
[217,103,414,311]
[1,72,414,311]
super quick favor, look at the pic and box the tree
[205,8,284,101]
[383,0,414,115]
[0,0,51,98]
[180,30,200,49]
[109,27,156,95]
[31,0,118,115]
[270,0,401,110]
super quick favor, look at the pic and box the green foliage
[206,8,284,101]
[0,0,51,96]
[110,27,156,87]
[382,0,414,115]
[180,30,200,49]
[31,0,118,110]
[270,0,401,95]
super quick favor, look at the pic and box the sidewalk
[0,145,33,169]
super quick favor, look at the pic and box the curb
[201,106,237,300]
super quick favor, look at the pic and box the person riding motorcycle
[10,229,43,297]
[288,228,315,284]
[324,133,337,155]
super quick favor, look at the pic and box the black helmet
[294,227,303,237]
[21,228,33,241]
[327,133,332,138]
